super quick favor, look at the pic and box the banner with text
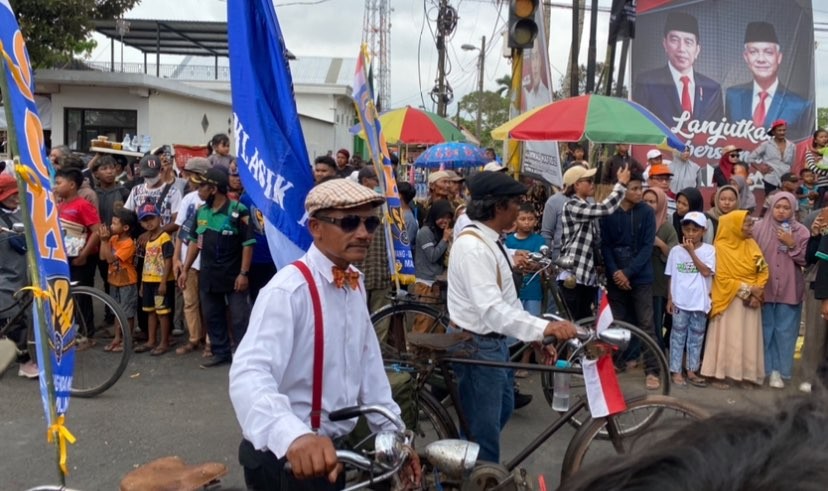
[519,2,562,187]
[631,0,815,174]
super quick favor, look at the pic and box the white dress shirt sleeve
[449,238,548,342]
[229,285,313,458]
[359,322,402,433]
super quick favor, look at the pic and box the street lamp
[461,36,486,143]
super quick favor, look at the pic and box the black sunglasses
[316,214,381,233]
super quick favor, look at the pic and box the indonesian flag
[581,291,627,417]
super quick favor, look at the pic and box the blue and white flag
[228,0,314,267]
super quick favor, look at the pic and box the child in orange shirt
[98,208,139,352]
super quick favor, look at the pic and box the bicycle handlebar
[329,405,405,432]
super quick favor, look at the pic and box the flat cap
[428,170,451,185]
[305,178,385,216]
[466,171,527,200]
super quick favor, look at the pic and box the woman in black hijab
[672,187,705,243]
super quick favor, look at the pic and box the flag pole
[0,56,65,484]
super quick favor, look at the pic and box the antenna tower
[362,0,392,111]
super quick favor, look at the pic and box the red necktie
[753,91,769,127]
[680,76,692,114]
[332,266,359,290]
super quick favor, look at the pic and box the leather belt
[463,329,505,340]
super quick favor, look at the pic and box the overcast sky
[87,0,828,113]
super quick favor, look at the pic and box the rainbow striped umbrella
[491,94,686,151]
[351,106,466,145]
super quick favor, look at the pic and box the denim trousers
[762,302,802,379]
[669,308,707,373]
[452,334,513,463]
[200,289,251,359]
[605,283,660,376]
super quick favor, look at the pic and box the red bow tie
[332,266,360,290]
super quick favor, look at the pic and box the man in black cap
[632,11,723,126]
[179,167,255,368]
[725,21,813,141]
[447,171,577,464]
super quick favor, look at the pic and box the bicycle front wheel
[372,303,450,354]
[70,285,132,397]
[560,395,709,481]
[542,318,670,436]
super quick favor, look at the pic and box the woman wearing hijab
[412,199,454,333]
[644,187,678,352]
[674,187,715,244]
[705,185,740,242]
[752,192,809,389]
[712,144,742,187]
[701,210,768,389]
[729,174,756,215]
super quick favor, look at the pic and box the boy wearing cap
[172,157,211,355]
[230,178,419,489]
[123,154,182,232]
[448,171,577,463]
[748,120,795,193]
[666,211,715,387]
[179,167,255,368]
[560,164,631,319]
[135,202,175,355]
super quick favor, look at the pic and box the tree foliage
[818,107,828,131]
[10,0,140,68]
[457,88,510,149]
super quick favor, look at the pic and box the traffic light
[507,0,539,49]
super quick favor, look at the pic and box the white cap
[646,149,663,160]
[681,211,707,229]
[483,161,507,172]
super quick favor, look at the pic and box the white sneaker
[768,371,784,389]
[799,382,812,393]
[18,361,39,379]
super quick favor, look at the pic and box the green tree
[457,88,510,149]
[10,0,140,68]
[818,107,828,130]
[554,62,628,99]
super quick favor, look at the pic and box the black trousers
[558,282,597,321]
[606,283,661,376]
[239,439,344,491]
[248,261,277,304]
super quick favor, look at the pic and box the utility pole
[432,0,456,117]
[569,0,580,96]
[585,0,598,93]
[476,36,486,140]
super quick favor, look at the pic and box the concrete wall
[147,91,232,147]
[49,85,149,148]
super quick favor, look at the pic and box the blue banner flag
[1,0,77,474]
[352,45,415,284]
[228,0,314,267]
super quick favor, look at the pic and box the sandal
[646,374,661,390]
[150,345,169,356]
[134,343,155,354]
[176,342,200,355]
[515,369,530,379]
[671,374,687,386]
[103,340,122,352]
[686,373,707,388]
[202,348,213,358]
[111,344,124,353]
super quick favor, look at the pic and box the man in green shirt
[179,167,255,368]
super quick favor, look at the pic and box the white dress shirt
[752,79,778,114]
[668,63,695,113]
[229,244,400,458]
[447,221,548,341]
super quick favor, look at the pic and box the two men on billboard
[725,22,813,141]
[632,12,724,128]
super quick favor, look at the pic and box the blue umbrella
[414,142,488,169]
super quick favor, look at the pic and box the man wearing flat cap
[632,11,723,126]
[230,178,420,490]
[448,171,577,464]
[726,21,813,141]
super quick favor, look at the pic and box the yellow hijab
[710,210,768,317]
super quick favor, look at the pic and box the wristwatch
[239,270,249,277]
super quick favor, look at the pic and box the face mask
[144,175,161,186]
[374,186,383,194]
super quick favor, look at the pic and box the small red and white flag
[581,290,626,417]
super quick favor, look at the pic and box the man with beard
[725,22,813,141]
[632,12,723,126]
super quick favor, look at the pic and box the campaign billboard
[631,0,815,175]
[519,2,563,187]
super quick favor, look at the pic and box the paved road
[1,345,789,490]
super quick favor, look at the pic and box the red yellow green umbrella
[491,94,686,150]
[351,106,466,145]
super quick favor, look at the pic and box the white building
[33,56,356,161]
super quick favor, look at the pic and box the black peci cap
[663,12,699,39]
[466,171,528,200]
[744,21,778,44]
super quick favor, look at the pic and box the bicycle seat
[119,456,228,491]
[407,332,471,353]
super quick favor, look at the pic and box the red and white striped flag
[581,290,626,417]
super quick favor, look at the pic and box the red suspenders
[291,261,324,432]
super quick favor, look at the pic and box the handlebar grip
[329,406,364,422]
[542,336,557,346]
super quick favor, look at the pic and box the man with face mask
[123,155,182,234]
[179,167,255,368]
